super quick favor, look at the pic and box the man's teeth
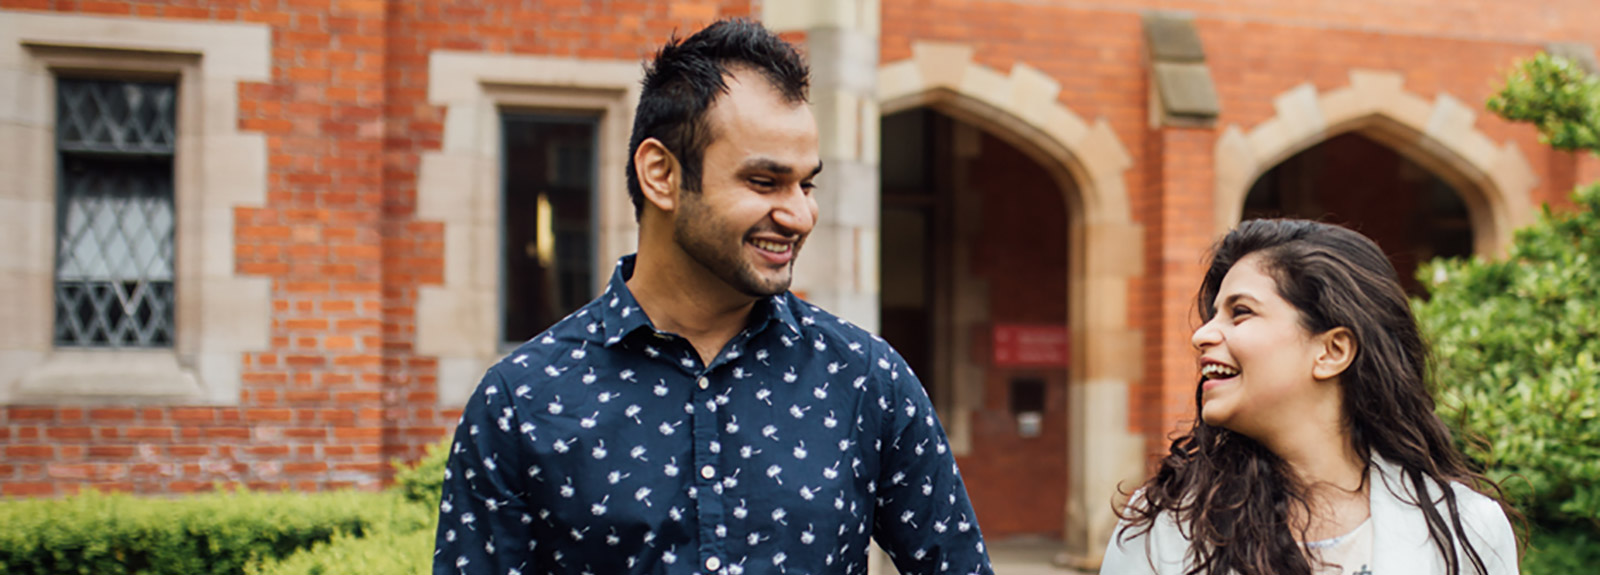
[1201,364,1239,379]
[752,239,792,253]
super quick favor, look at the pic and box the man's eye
[800,181,816,193]
[749,178,776,188]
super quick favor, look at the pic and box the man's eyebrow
[740,158,824,178]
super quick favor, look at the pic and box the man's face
[673,67,821,298]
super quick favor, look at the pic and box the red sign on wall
[992,324,1070,367]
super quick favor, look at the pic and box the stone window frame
[417,52,640,406]
[0,12,271,405]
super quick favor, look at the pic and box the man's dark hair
[625,18,810,219]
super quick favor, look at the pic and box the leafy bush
[1487,52,1600,153]
[247,444,446,575]
[0,438,448,575]
[1419,50,1600,574]
[1523,523,1600,575]
[248,527,432,575]
[0,488,413,575]
[392,436,451,511]
[1417,183,1600,523]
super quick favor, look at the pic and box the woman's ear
[1312,327,1356,381]
[634,138,682,214]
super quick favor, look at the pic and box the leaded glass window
[501,114,598,345]
[54,78,178,348]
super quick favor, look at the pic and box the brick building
[2,0,1597,562]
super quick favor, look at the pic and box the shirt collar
[599,254,803,347]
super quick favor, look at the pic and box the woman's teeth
[1201,364,1239,379]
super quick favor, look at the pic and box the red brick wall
[0,0,753,497]
[3,0,1596,525]
[878,0,1597,519]
[1140,126,1217,457]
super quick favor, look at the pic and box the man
[434,19,993,575]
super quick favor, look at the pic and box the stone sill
[8,349,207,405]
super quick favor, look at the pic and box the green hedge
[243,439,448,575]
[0,488,418,575]
[1524,524,1600,575]
[248,528,432,575]
[391,437,450,511]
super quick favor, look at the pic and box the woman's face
[1190,253,1337,441]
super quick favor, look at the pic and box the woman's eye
[1231,306,1252,318]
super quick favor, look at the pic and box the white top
[1307,517,1373,575]
[1100,456,1518,575]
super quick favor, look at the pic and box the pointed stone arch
[878,42,1144,558]
[1215,70,1539,256]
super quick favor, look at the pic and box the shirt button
[705,557,722,572]
[697,377,709,390]
[700,465,716,479]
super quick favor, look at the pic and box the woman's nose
[1191,318,1222,350]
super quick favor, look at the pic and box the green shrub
[248,444,447,575]
[1420,49,1600,528]
[248,528,432,575]
[1418,49,1600,572]
[391,436,451,511]
[1522,523,1600,575]
[1417,183,1600,524]
[0,488,412,575]
[1486,52,1600,154]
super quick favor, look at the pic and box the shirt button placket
[690,370,726,572]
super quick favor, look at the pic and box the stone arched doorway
[1215,70,1538,258]
[878,42,1143,558]
[1242,131,1475,295]
[880,105,1074,538]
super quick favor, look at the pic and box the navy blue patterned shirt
[434,255,993,575]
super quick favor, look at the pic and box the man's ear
[1312,327,1356,381]
[634,138,681,214]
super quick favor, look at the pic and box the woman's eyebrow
[1217,292,1261,309]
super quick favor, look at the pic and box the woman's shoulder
[1444,481,1516,542]
[1444,481,1504,514]
[1386,466,1519,572]
[1446,481,1520,573]
[1101,493,1192,575]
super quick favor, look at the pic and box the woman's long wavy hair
[1116,219,1510,575]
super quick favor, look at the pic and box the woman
[1102,220,1518,575]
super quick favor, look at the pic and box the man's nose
[772,185,816,235]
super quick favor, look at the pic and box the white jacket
[1101,456,1518,575]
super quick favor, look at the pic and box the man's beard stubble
[673,191,795,298]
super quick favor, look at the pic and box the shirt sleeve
[870,345,995,575]
[434,369,535,575]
